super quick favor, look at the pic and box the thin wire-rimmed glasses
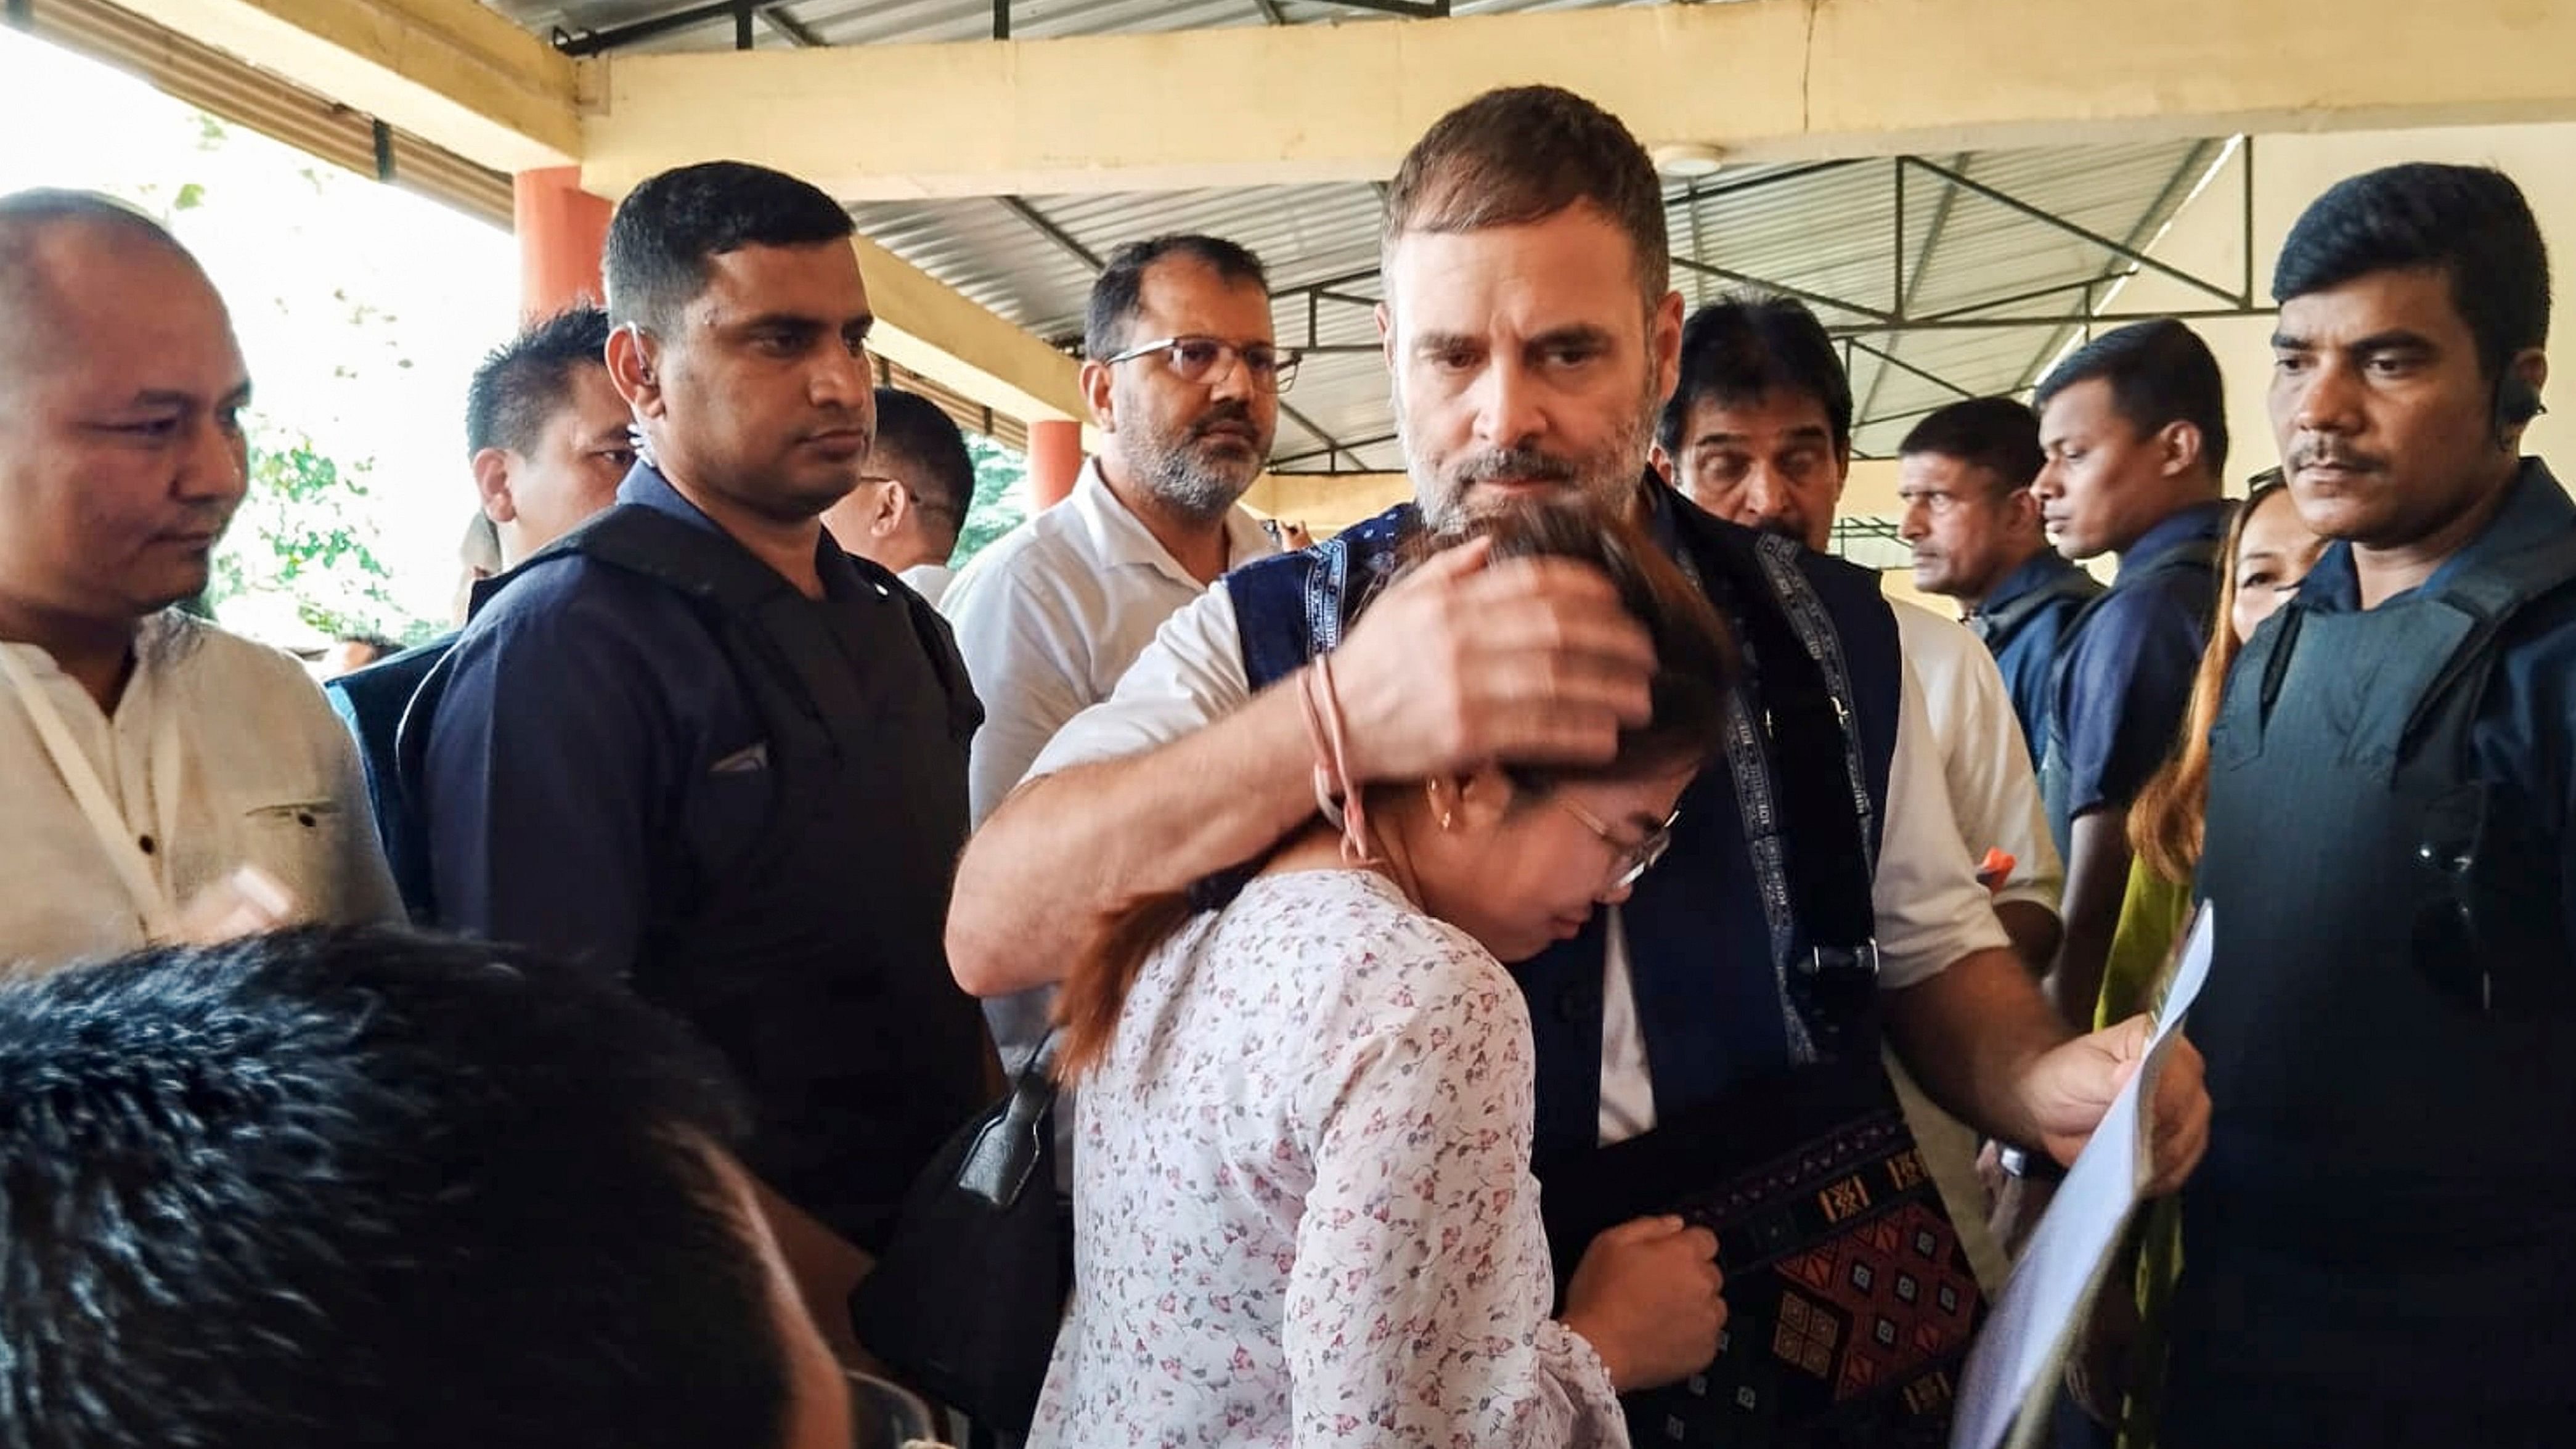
[1103,335,1302,394]
[1554,798,1681,893]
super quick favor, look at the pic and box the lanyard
[0,641,184,941]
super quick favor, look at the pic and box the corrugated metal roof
[502,0,1676,52]
[844,139,2230,476]
[481,0,2244,502]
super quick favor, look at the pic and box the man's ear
[873,480,914,540]
[2002,481,2045,537]
[2157,419,2207,481]
[471,447,518,523]
[605,322,665,419]
[1080,359,1116,432]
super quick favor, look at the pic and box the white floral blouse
[1030,868,1628,1448]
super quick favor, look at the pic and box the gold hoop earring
[1427,780,1455,831]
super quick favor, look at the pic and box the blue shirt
[2299,459,2576,923]
[407,466,846,970]
[2050,499,2229,833]
[1972,549,2097,767]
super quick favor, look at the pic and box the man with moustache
[942,234,1281,1088]
[946,87,2209,1445]
[403,161,988,1348]
[1898,395,2100,765]
[2168,163,2576,1447]
[0,189,397,968]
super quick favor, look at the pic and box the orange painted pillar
[515,166,611,319]
[1028,418,1083,509]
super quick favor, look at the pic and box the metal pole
[2241,135,2257,308]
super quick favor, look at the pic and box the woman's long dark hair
[1051,498,1739,1080]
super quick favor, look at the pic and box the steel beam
[1901,153,2243,308]
[997,195,1103,271]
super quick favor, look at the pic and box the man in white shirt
[822,386,975,606]
[944,234,1282,1079]
[0,190,397,969]
[948,91,2206,1406]
[1659,291,2064,1291]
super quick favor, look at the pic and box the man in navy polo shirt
[1897,394,2102,765]
[2029,321,2231,1033]
[2169,162,2576,1448]
[403,161,988,1353]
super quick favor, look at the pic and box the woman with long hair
[2084,476,2327,1447]
[1030,502,1739,1448]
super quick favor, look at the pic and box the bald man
[0,189,397,969]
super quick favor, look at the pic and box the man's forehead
[1686,390,1835,444]
[1384,211,1649,324]
[693,242,870,317]
[2276,266,2464,337]
[1135,256,1273,328]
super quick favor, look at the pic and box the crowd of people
[0,78,2567,1449]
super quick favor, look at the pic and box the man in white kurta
[0,190,396,972]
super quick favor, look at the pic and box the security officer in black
[2168,163,2576,1447]
[405,161,988,1349]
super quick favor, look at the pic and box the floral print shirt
[1030,868,1627,1448]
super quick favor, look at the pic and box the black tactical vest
[2171,520,2576,1413]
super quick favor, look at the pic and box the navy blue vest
[1231,485,1900,1162]
[2171,504,2576,1414]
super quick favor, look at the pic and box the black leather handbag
[849,1037,1067,1438]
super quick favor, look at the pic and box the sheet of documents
[1947,905,2215,1449]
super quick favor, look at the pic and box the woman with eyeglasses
[1029,502,1735,1448]
[2069,475,2325,1448]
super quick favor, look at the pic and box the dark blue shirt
[1971,549,2097,766]
[2299,459,2576,924]
[2050,499,2228,833]
[406,467,841,970]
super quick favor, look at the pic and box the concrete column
[514,166,611,319]
[1028,418,1083,509]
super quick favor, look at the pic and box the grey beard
[1136,443,1255,525]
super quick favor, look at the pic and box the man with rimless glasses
[942,232,1287,1106]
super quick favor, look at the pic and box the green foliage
[206,424,440,647]
[951,432,1032,569]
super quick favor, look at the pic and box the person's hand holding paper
[2013,1014,2211,1194]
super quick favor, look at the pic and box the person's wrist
[1559,1308,1631,1391]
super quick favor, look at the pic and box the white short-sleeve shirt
[0,611,402,973]
[1891,598,2061,915]
[1031,573,2013,1139]
[945,459,1276,827]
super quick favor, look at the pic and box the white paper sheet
[1946,905,2215,1449]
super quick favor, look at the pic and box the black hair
[0,927,793,1449]
[1083,234,1270,362]
[1660,292,1853,457]
[872,386,975,545]
[1897,396,2046,496]
[603,160,855,335]
[464,304,613,457]
[2032,319,2230,478]
[2273,163,2550,428]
